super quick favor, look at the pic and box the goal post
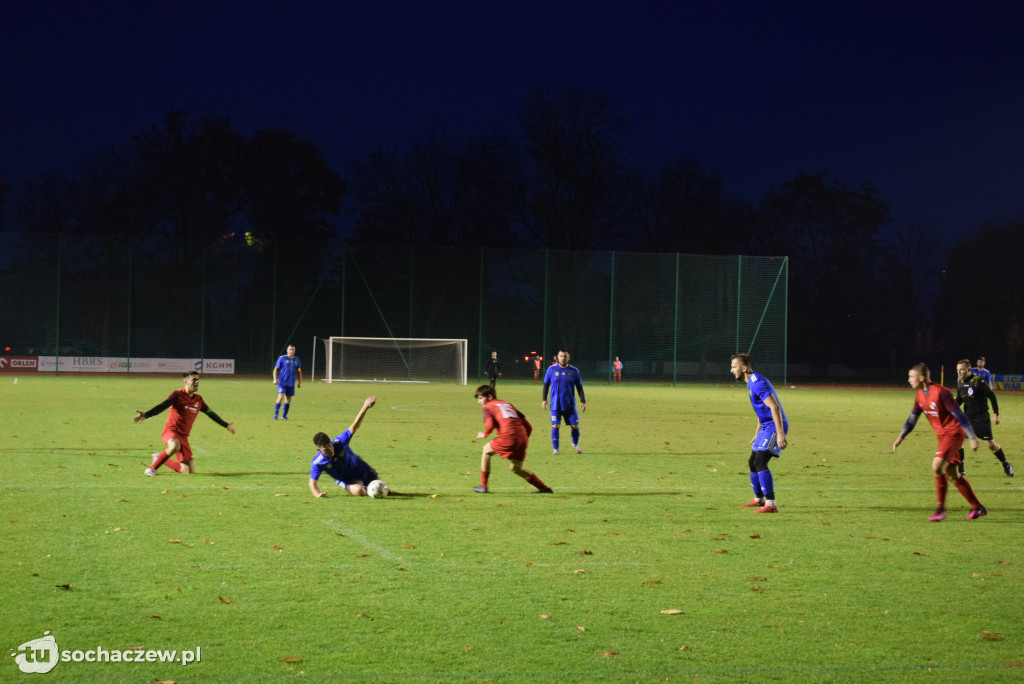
[322,337,468,385]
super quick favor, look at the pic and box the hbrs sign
[0,356,39,372]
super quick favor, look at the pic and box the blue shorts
[339,465,378,488]
[277,384,295,397]
[550,407,580,427]
[753,423,784,457]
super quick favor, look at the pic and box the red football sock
[526,473,548,490]
[163,458,182,473]
[934,476,947,507]
[151,452,171,469]
[480,471,489,487]
[955,478,982,508]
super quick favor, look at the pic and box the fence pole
[736,255,742,356]
[673,253,679,386]
[477,247,484,382]
[55,234,62,377]
[608,251,616,384]
[126,240,133,376]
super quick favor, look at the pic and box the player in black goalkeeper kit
[955,359,1013,477]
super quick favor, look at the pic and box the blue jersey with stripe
[747,372,788,431]
[310,430,377,484]
[275,355,302,386]
[543,364,585,411]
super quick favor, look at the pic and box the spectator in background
[612,356,623,384]
[485,351,501,387]
[532,355,542,383]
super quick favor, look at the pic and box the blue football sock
[274,402,280,417]
[757,469,775,500]
[571,427,580,446]
[283,403,290,418]
[551,427,560,451]
[750,472,764,498]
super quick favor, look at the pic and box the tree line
[2,88,1021,371]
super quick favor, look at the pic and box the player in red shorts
[134,370,235,475]
[472,385,552,494]
[892,363,985,521]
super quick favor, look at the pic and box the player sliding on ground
[309,396,384,498]
[892,363,987,521]
[473,385,552,494]
[135,370,235,475]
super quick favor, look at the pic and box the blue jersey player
[309,396,379,497]
[273,344,302,420]
[731,354,788,513]
[542,348,587,455]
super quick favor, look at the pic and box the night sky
[3,1,1023,241]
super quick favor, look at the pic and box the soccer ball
[367,480,389,498]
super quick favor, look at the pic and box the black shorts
[968,414,993,441]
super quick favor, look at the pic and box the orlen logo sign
[0,356,39,372]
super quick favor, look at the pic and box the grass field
[2,375,1022,682]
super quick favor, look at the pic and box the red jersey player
[472,385,552,494]
[892,363,985,521]
[134,371,235,475]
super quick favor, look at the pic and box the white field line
[322,519,409,565]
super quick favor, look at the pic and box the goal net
[321,337,468,384]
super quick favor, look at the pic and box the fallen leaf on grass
[577,625,586,632]
[748,576,768,581]
[660,609,685,615]
[574,569,587,574]
[218,596,232,604]
[539,614,551,620]
[602,650,619,658]
[981,631,1001,640]
[578,550,593,555]
[155,679,176,684]
[750,586,767,592]
[913,551,929,556]
[679,645,688,651]
[749,533,761,539]
[280,657,302,663]
[711,549,728,554]
[525,562,534,567]
[1005,660,1022,668]
[275,493,289,497]
[169,539,181,543]
[641,579,662,587]
[161,489,170,494]
[549,541,567,546]
[149,615,161,619]
[55,584,72,590]
[464,646,472,652]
